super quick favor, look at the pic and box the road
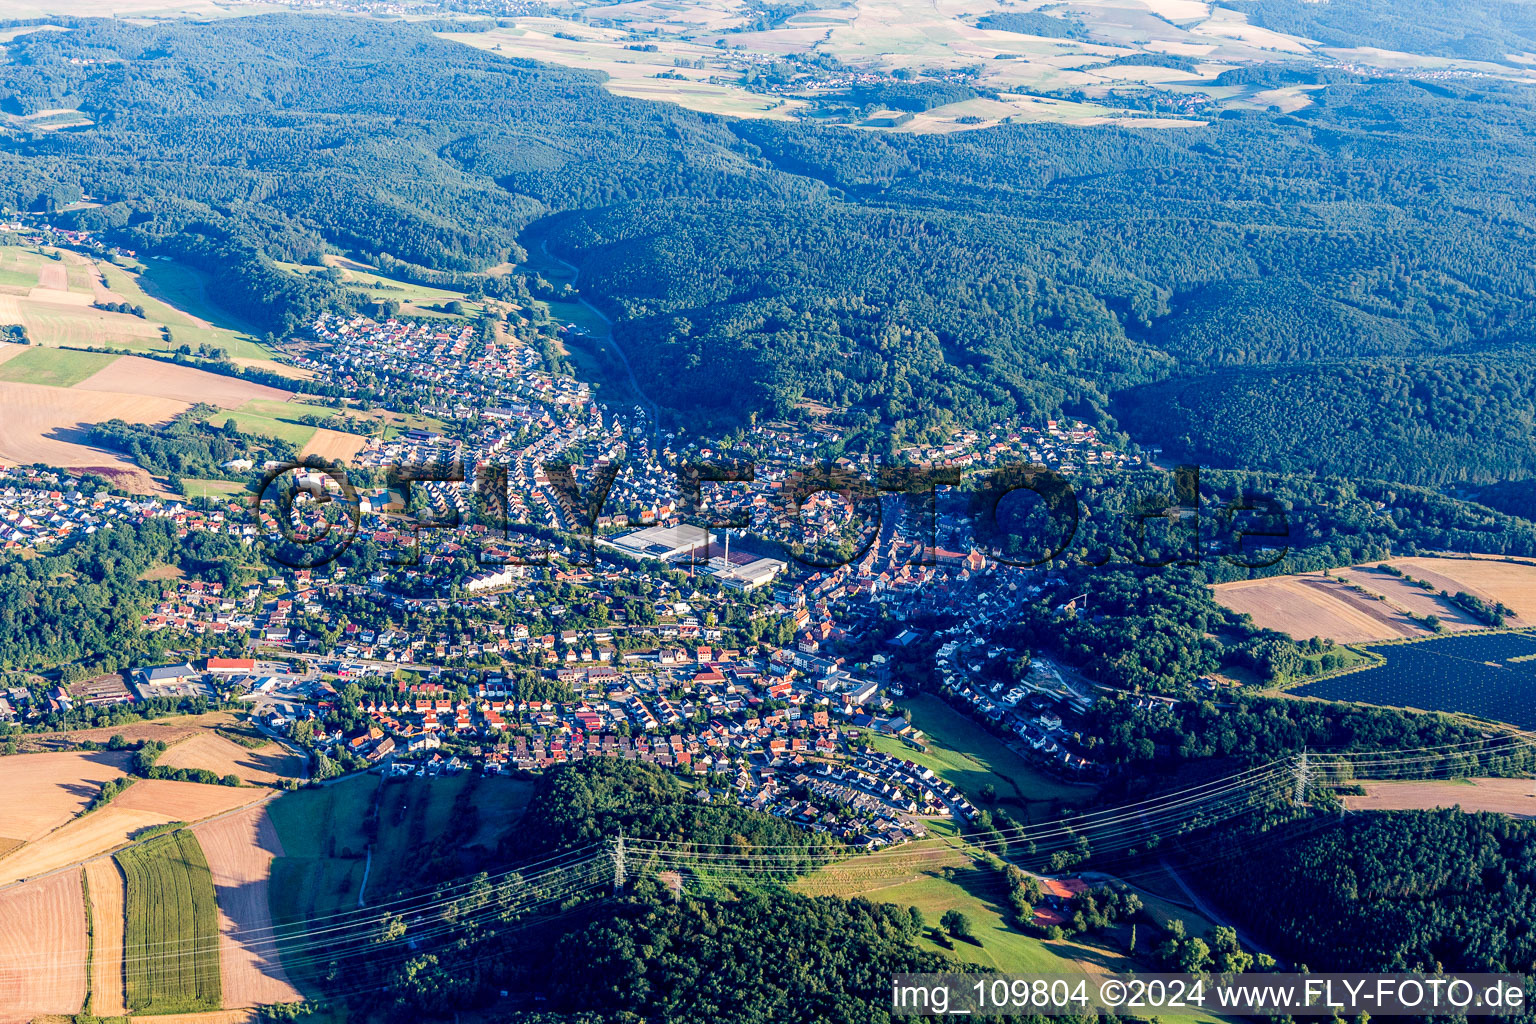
[539,240,659,439]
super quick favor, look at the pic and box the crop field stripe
[115,830,222,1014]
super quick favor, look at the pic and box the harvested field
[73,355,289,407]
[157,734,303,788]
[0,782,262,886]
[193,808,302,1008]
[1331,566,1486,631]
[1215,574,1420,643]
[1393,557,1536,624]
[84,857,127,1016]
[1344,777,1536,817]
[0,378,186,487]
[0,804,167,887]
[19,711,240,754]
[298,427,370,463]
[35,263,67,291]
[1215,557,1536,643]
[112,779,266,821]
[0,750,130,845]
[128,1010,255,1024]
[0,872,88,1022]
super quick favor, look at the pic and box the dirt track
[193,808,302,1009]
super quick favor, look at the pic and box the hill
[1114,354,1536,487]
[3,16,1536,461]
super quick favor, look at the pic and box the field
[74,356,289,408]
[0,872,88,1023]
[1392,556,1536,620]
[299,428,371,463]
[1300,630,1536,729]
[0,347,118,387]
[0,245,278,365]
[0,242,315,492]
[0,779,263,887]
[796,843,1110,971]
[0,751,130,851]
[116,831,222,1014]
[155,734,304,789]
[0,378,188,491]
[277,254,494,320]
[878,694,1098,819]
[265,775,377,993]
[1213,556,1536,643]
[794,843,1226,1022]
[17,711,243,754]
[192,808,301,1009]
[1343,777,1536,817]
[431,0,1524,132]
[200,401,319,448]
[265,773,532,995]
[0,350,293,494]
[84,857,127,1016]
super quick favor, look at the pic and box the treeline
[90,410,294,481]
[92,300,146,317]
[1085,692,1536,777]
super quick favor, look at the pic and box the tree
[1179,937,1212,973]
[940,909,972,940]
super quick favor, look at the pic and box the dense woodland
[1202,809,1536,973]
[1086,692,1536,777]
[1235,0,1536,63]
[1116,355,1536,486]
[0,15,1533,483]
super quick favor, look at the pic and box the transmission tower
[613,830,627,894]
[1294,749,1310,805]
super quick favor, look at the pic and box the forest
[1085,691,1536,778]
[1200,809,1536,973]
[1115,354,1536,487]
[0,15,1534,486]
[1234,0,1536,63]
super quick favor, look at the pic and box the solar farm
[1302,630,1536,730]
